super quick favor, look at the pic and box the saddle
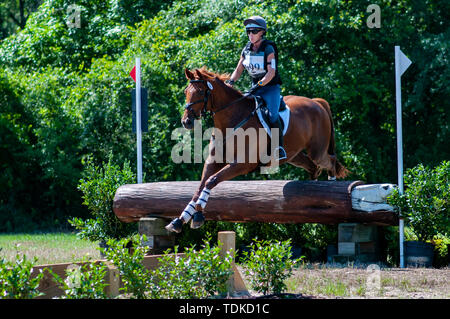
[254,95,290,138]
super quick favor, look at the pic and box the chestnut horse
[165,67,348,233]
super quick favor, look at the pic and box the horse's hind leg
[308,148,337,181]
[288,152,321,180]
[326,154,337,180]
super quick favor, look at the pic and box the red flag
[129,65,136,82]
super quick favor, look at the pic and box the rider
[226,15,287,160]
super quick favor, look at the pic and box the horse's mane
[194,66,244,97]
[195,66,230,82]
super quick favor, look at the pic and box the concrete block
[138,217,171,236]
[338,223,378,242]
[338,242,355,255]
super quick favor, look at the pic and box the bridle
[184,80,212,119]
[184,79,251,119]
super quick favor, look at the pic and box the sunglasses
[246,29,263,35]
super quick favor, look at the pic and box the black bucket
[404,241,434,267]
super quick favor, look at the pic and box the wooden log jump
[113,180,398,226]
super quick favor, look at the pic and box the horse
[165,67,348,233]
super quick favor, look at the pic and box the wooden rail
[113,180,398,226]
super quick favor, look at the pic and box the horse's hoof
[190,211,205,229]
[165,218,183,233]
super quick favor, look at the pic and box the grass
[283,263,450,299]
[241,263,450,299]
[0,232,100,265]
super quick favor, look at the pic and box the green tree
[0,0,42,39]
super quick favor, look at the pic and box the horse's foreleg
[181,160,225,222]
[197,163,258,209]
[166,157,225,233]
[186,162,258,230]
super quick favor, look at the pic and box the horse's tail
[312,98,349,178]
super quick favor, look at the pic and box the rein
[184,79,255,119]
[184,79,261,142]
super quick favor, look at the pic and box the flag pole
[136,58,143,184]
[395,46,405,268]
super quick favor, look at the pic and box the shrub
[181,235,234,297]
[241,239,298,295]
[69,152,137,241]
[50,258,109,299]
[101,234,233,299]
[150,246,201,299]
[431,233,450,268]
[387,161,450,242]
[152,235,234,299]
[0,249,44,299]
[101,235,151,299]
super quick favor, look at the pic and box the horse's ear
[185,68,195,80]
[194,69,204,79]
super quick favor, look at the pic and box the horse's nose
[182,117,193,129]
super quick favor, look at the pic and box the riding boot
[270,117,287,160]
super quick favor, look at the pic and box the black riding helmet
[244,15,267,35]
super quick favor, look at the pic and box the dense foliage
[101,234,233,298]
[1,1,448,257]
[0,250,44,299]
[241,239,298,295]
[50,257,109,299]
[387,161,449,242]
[69,153,137,241]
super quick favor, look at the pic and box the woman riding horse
[165,20,349,234]
[227,15,287,161]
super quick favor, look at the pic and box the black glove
[248,84,260,94]
[225,79,235,86]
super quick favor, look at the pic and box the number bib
[242,51,266,78]
[240,40,282,86]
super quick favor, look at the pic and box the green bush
[0,249,44,299]
[387,161,450,242]
[102,234,233,299]
[0,68,84,232]
[101,235,152,299]
[241,239,298,295]
[432,233,450,268]
[152,235,234,299]
[151,246,202,299]
[181,234,234,297]
[69,153,138,241]
[50,258,109,299]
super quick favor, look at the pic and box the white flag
[397,48,412,76]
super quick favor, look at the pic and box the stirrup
[274,146,287,161]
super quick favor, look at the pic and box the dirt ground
[237,264,450,299]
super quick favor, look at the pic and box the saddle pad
[255,97,290,138]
